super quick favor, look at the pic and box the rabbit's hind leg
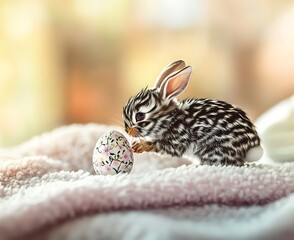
[198,145,245,167]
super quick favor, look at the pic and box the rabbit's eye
[135,112,145,122]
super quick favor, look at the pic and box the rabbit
[122,60,263,166]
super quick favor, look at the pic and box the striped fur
[122,61,262,166]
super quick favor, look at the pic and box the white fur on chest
[183,142,200,164]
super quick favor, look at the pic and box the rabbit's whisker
[109,116,124,128]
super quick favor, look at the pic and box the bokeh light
[0,0,294,146]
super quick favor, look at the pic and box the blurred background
[0,0,294,147]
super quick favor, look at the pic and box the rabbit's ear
[154,60,186,88]
[159,66,193,99]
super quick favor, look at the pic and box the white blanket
[1,124,294,240]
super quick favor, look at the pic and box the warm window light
[135,0,206,28]
[3,1,46,39]
[73,0,120,21]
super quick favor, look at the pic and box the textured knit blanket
[1,124,294,240]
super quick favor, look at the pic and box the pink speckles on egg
[92,130,134,175]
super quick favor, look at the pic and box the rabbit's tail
[245,145,264,162]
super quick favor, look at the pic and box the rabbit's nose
[127,127,139,137]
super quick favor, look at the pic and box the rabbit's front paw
[132,140,155,153]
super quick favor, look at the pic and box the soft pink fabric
[0,124,294,240]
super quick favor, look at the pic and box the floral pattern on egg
[92,130,133,175]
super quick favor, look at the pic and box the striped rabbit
[122,60,263,166]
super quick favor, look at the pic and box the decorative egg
[92,130,134,175]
